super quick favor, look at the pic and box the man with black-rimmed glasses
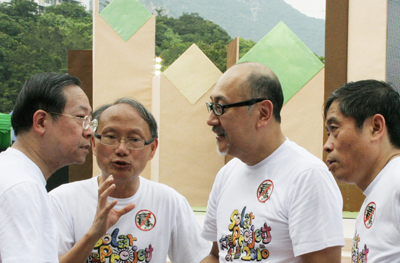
[0,72,96,262]
[49,98,211,263]
[200,62,344,263]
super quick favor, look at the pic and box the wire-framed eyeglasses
[49,112,98,130]
[206,98,268,116]
[94,132,155,150]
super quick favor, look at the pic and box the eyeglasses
[206,98,268,116]
[50,112,98,130]
[94,132,155,150]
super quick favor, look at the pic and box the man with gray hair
[50,98,211,263]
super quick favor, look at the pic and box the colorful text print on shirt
[88,228,153,263]
[257,180,274,203]
[363,202,376,229]
[219,206,271,261]
[351,233,369,263]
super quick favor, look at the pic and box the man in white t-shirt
[200,62,344,262]
[323,79,400,262]
[0,73,96,262]
[49,98,211,263]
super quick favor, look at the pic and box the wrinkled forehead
[211,69,250,102]
[63,85,92,114]
[98,104,150,134]
[324,100,349,125]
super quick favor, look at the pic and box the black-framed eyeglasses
[49,112,98,130]
[206,98,268,116]
[94,132,155,150]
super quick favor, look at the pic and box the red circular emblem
[257,180,274,203]
[363,202,376,229]
[135,210,156,231]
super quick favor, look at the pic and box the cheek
[95,146,112,160]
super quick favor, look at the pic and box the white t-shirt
[351,157,400,262]
[0,148,59,263]
[202,139,344,262]
[49,176,211,263]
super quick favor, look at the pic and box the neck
[98,174,140,198]
[385,152,400,165]
[241,127,286,166]
[12,135,54,180]
[358,147,400,191]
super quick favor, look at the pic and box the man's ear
[32,110,49,135]
[91,136,97,157]
[370,114,386,142]
[257,100,274,129]
[148,138,158,161]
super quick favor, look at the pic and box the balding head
[228,62,283,122]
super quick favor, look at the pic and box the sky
[284,0,326,19]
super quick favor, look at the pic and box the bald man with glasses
[200,62,344,263]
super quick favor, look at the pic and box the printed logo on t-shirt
[257,180,274,203]
[88,228,153,262]
[363,202,376,229]
[351,232,369,263]
[219,206,271,261]
[135,210,156,231]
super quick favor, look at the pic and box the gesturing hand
[89,175,136,239]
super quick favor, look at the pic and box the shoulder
[140,177,186,201]
[49,176,97,199]
[279,140,328,172]
[374,157,400,190]
[0,148,42,189]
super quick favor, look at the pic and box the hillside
[139,0,325,56]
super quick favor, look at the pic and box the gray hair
[93,98,158,139]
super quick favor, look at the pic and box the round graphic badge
[257,180,274,203]
[363,202,376,229]
[135,210,156,231]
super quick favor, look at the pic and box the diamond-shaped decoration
[163,44,222,105]
[238,21,324,104]
[100,0,152,41]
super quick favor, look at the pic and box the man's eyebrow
[210,95,226,102]
[78,105,92,114]
[326,116,339,127]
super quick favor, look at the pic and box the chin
[72,157,86,165]
[217,140,231,156]
[217,145,229,156]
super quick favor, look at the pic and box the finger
[98,175,114,196]
[115,203,136,217]
[102,199,118,215]
[97,183,116,211]
[98,183,115,203]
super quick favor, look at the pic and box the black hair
[324,79,400,148]
[11,72,81,136]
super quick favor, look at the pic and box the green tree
[155,11,231,72]
[239,38,256,59]
[0,0,92,113]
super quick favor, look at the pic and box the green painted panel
[100,0,152,41]
[238,21,324,104]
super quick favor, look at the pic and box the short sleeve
[0,182,59,262]
[287,167,344,256]
[49,190,76,255]
[168,196,211,263]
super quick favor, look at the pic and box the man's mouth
[112,160,130,168]
[212,127,225,138]
[326,159,337,170]
[80,145,91,151]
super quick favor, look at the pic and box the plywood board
[153,74,224,206]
